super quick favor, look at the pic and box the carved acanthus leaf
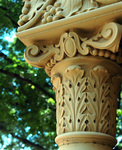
[57,0,83,17]
[78,0,98,13]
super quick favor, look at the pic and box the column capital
[23,22,122,76]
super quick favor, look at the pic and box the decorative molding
[51,65,119,136]
[55,132,117,148]
[24,22,122,76]
[17,0,121,32]
[94,0,121,5]
[45,58,56,76]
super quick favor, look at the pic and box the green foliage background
[0,0,121,149]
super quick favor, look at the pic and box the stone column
[52,55,120,150]
[50,22,122,150]
[16,0,122,150]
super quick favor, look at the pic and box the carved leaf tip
[65,65,82,73]
[93,66,108,73]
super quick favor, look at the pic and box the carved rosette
[51,65,120,136]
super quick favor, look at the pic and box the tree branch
[0,68,55,99]
[0,51,13,64]
[0,51,27,70]
[0,51,37,73]
[0,122,46,150]
[0,6,18,28]
[10,133,46,150]
[0,52,55,100]
[0,6,7,11]
[5,13,18,28]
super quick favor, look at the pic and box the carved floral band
[18,0,121,32]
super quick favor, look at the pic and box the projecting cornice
[16,1,122,47]
[17,0,122,32]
